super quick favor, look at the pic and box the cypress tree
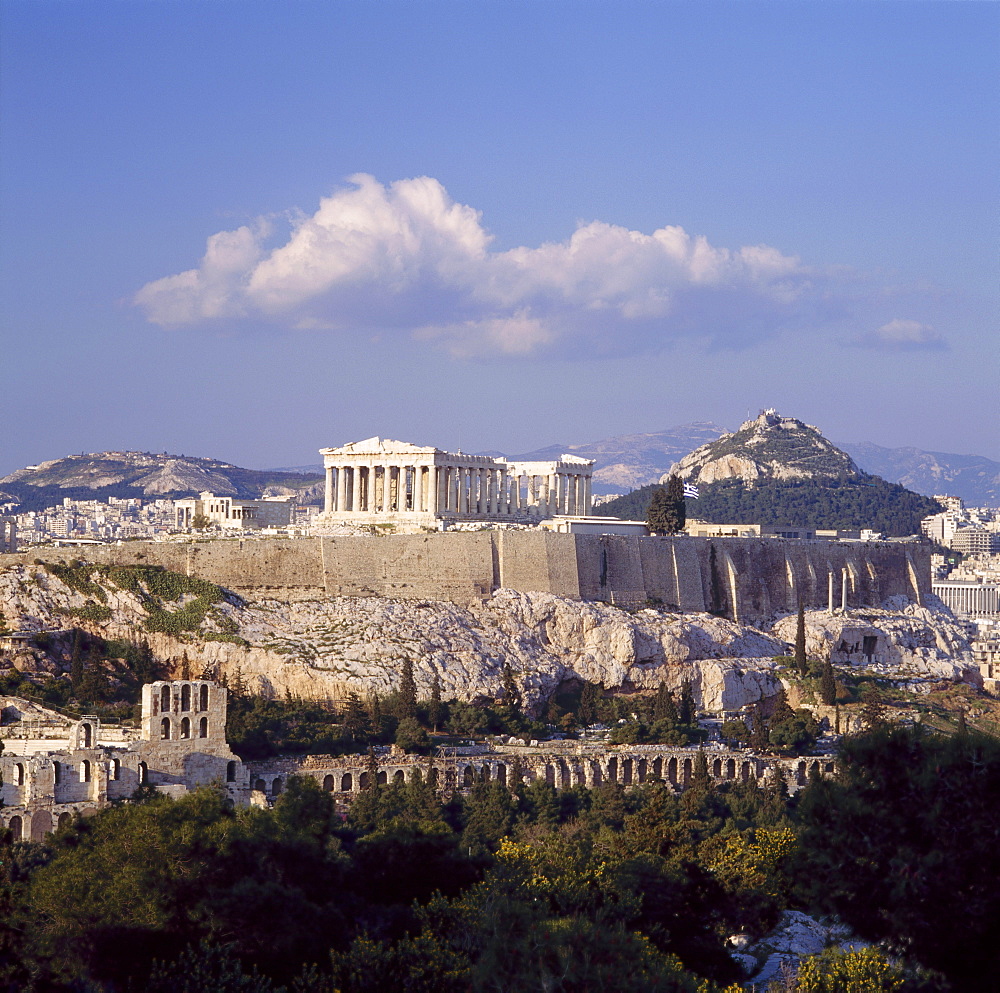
[653,681,676,722]
[666,473,687,533]
[679,678,695,726]
[428,674,443,731]
[365,746,380,793]
[399,657,417,719]
[820,660,837,706]
[578,681,601,725]
[646,487,672,535]
[794,601,808,675]
[749,703,769,751]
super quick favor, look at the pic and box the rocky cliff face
[0,563,974,714]
[663,411,860,488]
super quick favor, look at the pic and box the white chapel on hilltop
[317,437,594,525]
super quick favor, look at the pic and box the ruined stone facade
[1,679,833,840]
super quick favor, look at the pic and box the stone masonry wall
[1,533,930,626]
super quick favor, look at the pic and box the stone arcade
[1,679,832,840]
[318,437,595,526]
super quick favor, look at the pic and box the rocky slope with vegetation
[0,562,975,717]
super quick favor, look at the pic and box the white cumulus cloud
[135,174,839,357]
[854,318,947,351]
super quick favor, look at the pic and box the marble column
[499,469,509,515]
[458,468,468,513]
[324,467,334,514]
[336,466,347,513]
[583,475,591,516]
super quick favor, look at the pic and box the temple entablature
[317,437,594,525]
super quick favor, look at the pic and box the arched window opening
[81,723,92,748]
[110,758,120,781]
[180,717,191,739]
[138,761,147,784]
[271,778,282,795]
[253,779,265,792]
[323,775,334,791]
[393,770,404,784]
[181,685,191,712]
[81,760,91,783]
[57,812,72,831]
[226,761,237,783]
[8,816,23,841]
[199,685,209,711]
[341,773,352,791]
[160,685,170,712]
[376,771,387,785]
[160,717,171,740]
[199,717,208,738]
[463,766,475,787]
[13,763,24,786]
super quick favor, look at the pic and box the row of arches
[159,716,209,740]
[159,682,211,714]
[246,751,835,799]
[4,808,95,841]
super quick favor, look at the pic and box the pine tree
[772,684,794,723]
[860,683,887,730]
[820,660,837,706]
[428,674,443,731]
[749,703,769,751]
[399,657,417,719]
[794,601,808,675]
[343,692,371,742]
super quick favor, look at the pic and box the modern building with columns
[318,437,594,526]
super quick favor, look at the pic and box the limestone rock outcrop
[0,562,975,713]
[768,598,973,681]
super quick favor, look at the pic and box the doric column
[458,468,468,513]
[548,474,559,517]
[499,469,509,514]
[336,466,347,513]
[471,468,481,514]
[324,466,334,514]
[488,469,498,515]
[583,475,591,516]
[539,475,548,514]
[426,467,438,515]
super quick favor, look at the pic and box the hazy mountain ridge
[838,442,1000,507]
[0,451,322,511]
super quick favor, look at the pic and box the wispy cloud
[852,318,947,351]
[135,174,893,358]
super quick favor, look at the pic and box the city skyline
[1,1,997,478]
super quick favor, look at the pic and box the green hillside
[602,475,941,537]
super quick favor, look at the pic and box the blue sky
[2,0,997,475]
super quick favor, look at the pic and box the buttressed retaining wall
[4,533,930,626]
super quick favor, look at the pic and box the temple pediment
[319,437,439,457]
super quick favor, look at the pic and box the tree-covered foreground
[2,726,997,992]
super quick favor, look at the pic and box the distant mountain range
[3,426,997,513]
[0,452,322,513]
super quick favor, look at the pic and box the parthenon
[318,437,594,525]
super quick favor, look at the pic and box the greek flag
[683,483,700,499]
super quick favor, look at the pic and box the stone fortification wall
[2,533,929,625]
